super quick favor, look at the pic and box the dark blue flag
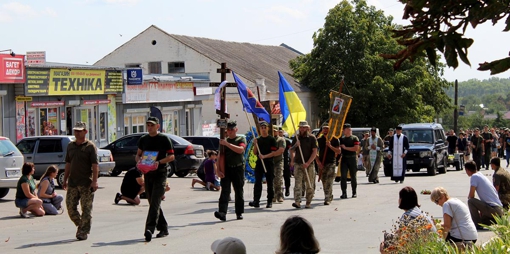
[232,71,271,123]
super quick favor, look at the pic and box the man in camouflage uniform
[290,121,318,209]
[63,122,98,241]
[272,126,286,203]
[315,126,340,205]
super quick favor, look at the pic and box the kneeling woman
[15,162,45,217]
[37,165,64,215]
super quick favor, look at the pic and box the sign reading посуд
[25,68,123,96]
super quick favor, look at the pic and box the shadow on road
[16,239,75,249]
[92,238,145,247]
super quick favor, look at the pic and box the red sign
[30,101,65,107]
[0,54,25,83]
[83,99,111,105]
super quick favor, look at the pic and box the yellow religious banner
[48,69,105,95]
[326,91,352,140]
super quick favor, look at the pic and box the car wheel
[57,170,65,187]
[167,164,175,177]
[175,170,189,178]
[110,167,122,177]
[0,188,9,199]
[383,165,392,177]
[427,159,437,176]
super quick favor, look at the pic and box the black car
[102,133,205,177]
[181,136,219,152]
[383,123,448,176]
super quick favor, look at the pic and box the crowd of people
[13,118,510,252]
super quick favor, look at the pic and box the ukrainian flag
[278,71,306,136]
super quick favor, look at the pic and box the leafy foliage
[290,0,451,132]
[382,0,510,75]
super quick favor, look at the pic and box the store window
[132,115,145,134]
[162,110,179,135]
[148,62,162,74]
[39,108,59,135]
[168,62,185,73]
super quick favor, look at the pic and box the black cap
[227,120,237,129]
[260,121,269,127]
[343,123,351,129]
[396,126,403,130]
[370,127,377,132]
[147,116,159,125]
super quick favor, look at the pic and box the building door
[74,106,97,143]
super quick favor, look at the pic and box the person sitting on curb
[192,150,221,191]
[464,161,504,229]
[115,167,144,205]
[15,162,45,218]
[276,215,320,254]
[490,157,510,209]
[211,236,246,254]
[37,165,64,215]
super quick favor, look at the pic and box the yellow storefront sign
[16,96,33,102]
[48,69,105,95]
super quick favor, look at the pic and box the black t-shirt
[340,135,360,156]
[121,168,142,191]
[317,136,340,164]
[447,135,458,150]
[256,135,277,166]
[137,133,174,173]
[482,132,493,148]
[225,136,246,167]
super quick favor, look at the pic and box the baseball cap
[211,237,246,254]
[73,122,87,131]
[260,121,269,127]
[146,116,159,125]
[227,120,237,129]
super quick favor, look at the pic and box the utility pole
[454,79,458,134]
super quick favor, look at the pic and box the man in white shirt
[465,161,504,229]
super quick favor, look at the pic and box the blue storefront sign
[127,69,143,85]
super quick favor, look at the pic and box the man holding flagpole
[290,121,318,208]
[250,121,278,208]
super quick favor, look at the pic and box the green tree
[382,0,510,75]
[290,0,451,132]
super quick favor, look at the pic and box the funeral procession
[1,0,510,253]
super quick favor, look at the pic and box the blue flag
[232,71,271,123]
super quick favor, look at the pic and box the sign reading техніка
[25,68,123,96]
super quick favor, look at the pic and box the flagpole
[288,112,313,190]
[245,110,267,173]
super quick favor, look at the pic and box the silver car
[0,136,24,199]
[16,136,115,187]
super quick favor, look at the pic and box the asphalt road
[0,166,496,254]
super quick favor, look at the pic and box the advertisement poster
[15,101,26,142]
[107,94,117,143]
[0,54,25,83]
[40,108,58,135]
[27,110,36,137]
[202,123,217,136]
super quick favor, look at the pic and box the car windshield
[0,139,22,157]
[404,130,434,144]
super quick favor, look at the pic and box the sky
[1,0,509,82]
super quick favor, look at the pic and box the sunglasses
[434,197,441,204]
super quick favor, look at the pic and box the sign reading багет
[25,68,123,96]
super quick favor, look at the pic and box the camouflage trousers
[274,160,284,200]
[294,163,315,203]
[321,163,336,202]
[66,185,95,234]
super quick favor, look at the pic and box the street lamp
[0,49,16,57]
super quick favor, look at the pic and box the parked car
[16,136,115,187]
[102,133,205,177]
[182,136,219,153]
[383,123,448,176]
[0,136,24,199]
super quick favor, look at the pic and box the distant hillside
[445,77,510,98]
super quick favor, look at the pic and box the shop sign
[0,54,25,83]
[30,101,65,107]
[126,68,143,85]
[16,96,33,102]
[125,81,194,103]
[26,68,123,96]
[82,99,111,105]
[26,51,46,65]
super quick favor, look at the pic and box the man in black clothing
[215,120,246,221]
[250,121,278,208]
[482,125,493,170]
[340,123,360,198]
[280,129,292,197]
[136,116,174,242]
[115,168,144,205]
[470,128,484,171]
[446,129,458,155]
